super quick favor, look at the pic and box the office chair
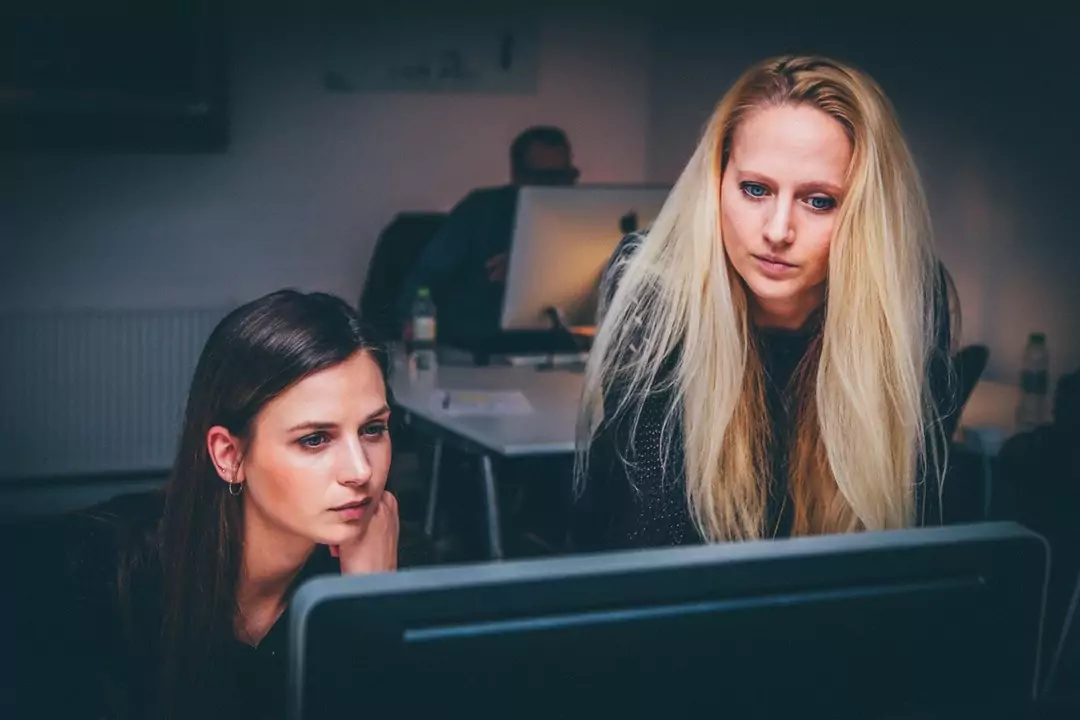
[944,344,990,442]
[358,212,447,341]
[934,345,991,522]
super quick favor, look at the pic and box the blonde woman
[573,55,957,551]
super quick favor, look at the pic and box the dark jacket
[571,232,957,552]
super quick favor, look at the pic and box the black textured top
[571,232,955,552]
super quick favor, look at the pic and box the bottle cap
[1029,332,1046,344]
[418,287,430,298]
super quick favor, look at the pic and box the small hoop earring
[228,481,244,497]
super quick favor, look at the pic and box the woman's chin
[743,270,798,295]
[317,522,369,548]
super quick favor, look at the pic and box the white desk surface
[390,363,585,457]
[392,360,1024,459]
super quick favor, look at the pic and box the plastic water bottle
[408,287,438,383]
[1016,332,1049,431]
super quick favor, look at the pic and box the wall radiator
[0,307,233,481]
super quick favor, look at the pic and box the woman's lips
[753,254,797,277]
[331,497,373,520]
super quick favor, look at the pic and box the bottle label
[1021,370,1048,394]
[413,317,436,343]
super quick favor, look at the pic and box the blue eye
[362,423,388,438]
[299,432,329,448]
[741,182,768,198]
[807,195,836,211]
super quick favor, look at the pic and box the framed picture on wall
[319,8,539,95]
[4,1,229,153]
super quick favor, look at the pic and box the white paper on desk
[429,390,534,417]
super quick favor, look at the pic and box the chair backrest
[358,212,447,340]
[943,344,990,441]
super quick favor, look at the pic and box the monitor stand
[536,306,590,371]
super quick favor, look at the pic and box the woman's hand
[331,491,399,574]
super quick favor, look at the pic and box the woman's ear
[207,426,245,486]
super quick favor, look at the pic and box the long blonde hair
[577,55,952,542]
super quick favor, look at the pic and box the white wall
[645,21,1080,389]
[6,14,1076,397]
[3,10,651,312]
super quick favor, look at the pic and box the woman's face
[232,351,392,548]
[720,103,852,329]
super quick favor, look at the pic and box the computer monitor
[500,184,671,332]
[287,522,1048,720]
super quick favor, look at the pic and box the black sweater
[571,233,956,552]
[16,489,432,720]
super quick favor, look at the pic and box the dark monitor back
[289,523,1047,720]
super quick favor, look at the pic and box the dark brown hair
[155,289,388,717]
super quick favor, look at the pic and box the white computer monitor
[500,184,671,332]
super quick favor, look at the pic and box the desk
[390,363,584,559]
[392,361,1025,558]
